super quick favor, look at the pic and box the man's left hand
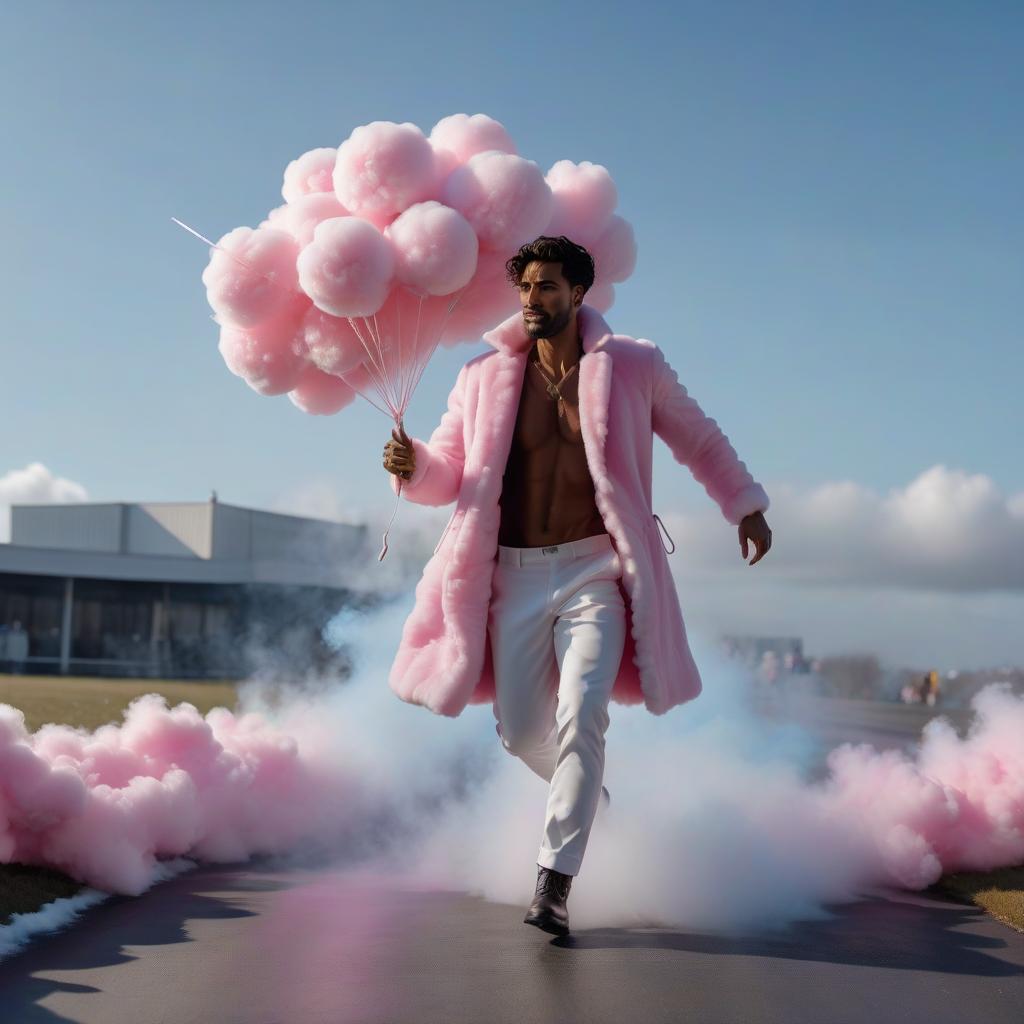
[739,511,772,565]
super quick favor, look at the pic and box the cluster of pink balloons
[201,113,638,417]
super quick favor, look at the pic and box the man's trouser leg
[488,532,626,876]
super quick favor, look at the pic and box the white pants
[488,532,626,876]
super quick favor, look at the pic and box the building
[0,500,380,679]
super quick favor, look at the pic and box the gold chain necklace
[532,356,581,411]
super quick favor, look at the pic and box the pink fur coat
[388,304,770,717]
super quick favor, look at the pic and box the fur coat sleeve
[650,345,770,526]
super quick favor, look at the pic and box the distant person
[0,623,8,673]
[912,674,930,704]
[7,620,29,674]
[45,625,61,660]
[759,649,780,685]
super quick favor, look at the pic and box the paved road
[2,698,1021,1024]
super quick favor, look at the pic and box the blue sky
[2,1,1022,669]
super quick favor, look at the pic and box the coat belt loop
[653,513,676,555]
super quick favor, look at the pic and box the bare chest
[512,358,584,450]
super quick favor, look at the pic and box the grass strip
[0,675,239,732]
[0,863,84,928]
[932,865,1024,934]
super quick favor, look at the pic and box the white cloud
[661,464,1024,592]
[652,463,1024,669]
[13,462,1009,670]
[0,463,89,543]
[678,576,1024,672]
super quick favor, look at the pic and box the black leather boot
[524,865,574,935]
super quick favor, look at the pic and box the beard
[523,303,573,339]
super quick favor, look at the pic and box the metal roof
[0,501,369,590]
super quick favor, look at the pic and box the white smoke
[237,596,1021,935]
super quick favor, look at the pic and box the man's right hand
[383,425,416,480]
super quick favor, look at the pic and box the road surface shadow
[0,861,266,1022]
[542,888,1023,976]
[1,866,1021,1024]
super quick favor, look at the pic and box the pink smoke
[2,676,1021,911]
[0,694,356,895]
[821,683,1024,888]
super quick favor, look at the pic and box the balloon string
[171,217,294,294]
[401,293,424,415]
[395,292,407,418]
[346,318,395,407]
[379,478,402,561]
[372,309,400,414]
[404,286,466,409]
[378,415,408,561]
[174,217,449,563]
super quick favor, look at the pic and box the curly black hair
[504,236,595,294]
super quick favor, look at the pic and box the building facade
[0,500,379,679]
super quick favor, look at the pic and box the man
[6,620,29,675]
[383,236,772,936]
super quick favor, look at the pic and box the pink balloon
[352,207,401,232]
[442,151,552,252]
[396,287,464,360]
[262,193,350,248]
[544,160,618,242]
[288,364,358,415]
[297,217,395,318]
[218,312,309,396]
[281,147,337,203]
[193,113,639,418]
[590,215,637,283]
[429,113,516,180]
[338,359,373,391]
[442,250,520,345]
[333,121,437,221]
[301,306,366,377]
[385,201,478,296]
[202,226,303,329]
[585,282,615,313]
